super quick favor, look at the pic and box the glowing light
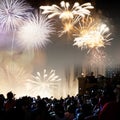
[40,1,94,21]
[0,0,32,31]
[59,20,75,37]
[0,61,32,98]
[26,69,61,98]
[16,11,55,50]
[73,17,113,53]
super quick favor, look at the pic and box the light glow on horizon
[0,61,32,98]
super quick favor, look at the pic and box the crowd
[0,75,120,120]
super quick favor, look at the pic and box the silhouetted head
[7,91,14,100]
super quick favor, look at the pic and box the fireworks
[26,69,61,97]
[0,0,114,99]
[16,11,55,51]
[40,1,94,21]
[40,1,94,37]
[0,0,32,31]
[73,17,113,53]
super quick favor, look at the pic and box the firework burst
[40,1,94,37]
[73,17,113,53]
[16,11,55,51]
[0,0,32,31]
[40,1,94,21]
[26,69,61,98]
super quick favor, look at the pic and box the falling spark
[88,49,106,65]
[16,11,55,51]
[73,17,113,53]
[26,69,61,98]
[0,0,32,31]
[40,1,94,21]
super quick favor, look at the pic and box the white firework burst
[0,0,32,31]
[16,11,55,51]
[73,17,113,53]
[40,1,94,21]
[26,69,61,98]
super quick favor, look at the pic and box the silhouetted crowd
[0,76,120,120]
